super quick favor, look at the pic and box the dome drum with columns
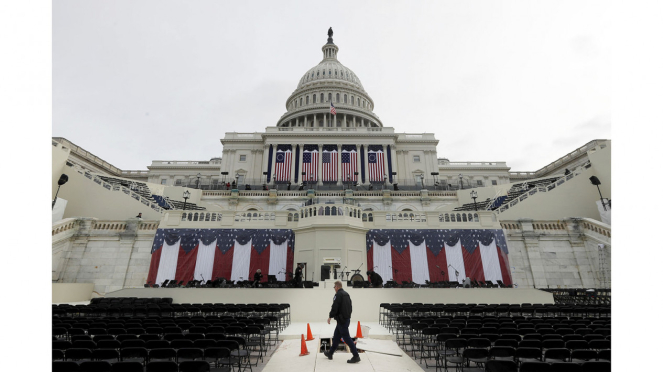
[277,33,381,129]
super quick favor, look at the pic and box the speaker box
[304,281,314,288]
[321,265,331,281]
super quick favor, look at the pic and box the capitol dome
[276,30,382,128]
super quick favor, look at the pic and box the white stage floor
[280,322,394,340]
[263,337,424,372]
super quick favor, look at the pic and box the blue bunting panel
[366,229,509,256]
[152,229,295,254]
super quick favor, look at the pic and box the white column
[297,143,304,185]
[317,144,323,185]
[362,144,369,184]
[269,145,277,184]
[337,144,343,186]
[290,144,297,184]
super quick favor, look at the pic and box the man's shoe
[323,351,333,360]
[347,355,361,363]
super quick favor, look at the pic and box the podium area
[107,287,553,322]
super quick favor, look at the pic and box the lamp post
[470,190,478,211]
[431,172,439,190]
[196,173,201,189]
[221,172,228,189]
[383,174,387,190]
[52,174,69,209]
[182,190,191,211]
[235,173,240,189]
[589,176,608,211]
[459,174,464,190]
[391,172,398,190]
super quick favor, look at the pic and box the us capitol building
[51,30,611,297]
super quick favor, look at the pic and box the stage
[107,287,553,322]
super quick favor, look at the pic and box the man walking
[324,281,361,363]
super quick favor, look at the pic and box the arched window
[445,214,450,222]
[288,213,293,222]
[313,95,317,103]
[306,96,309,104]
[368,213,374,222]
[300,98,303,106]
[317,71,319,77]
[325,206,330,215]
[182,213,187,221]
[344,94,347,103]
[305,210,308,218]
[294,213,299,221]
[362,213,367,222]
[193,213,199,221]
[323,70,325,76]
[462,214,467,222]
[468,214,473,222]
[456,213,462,222]
[335,70,338,76]
[328,93,332,102]
[351,96,355,105]
[450,214,456,222]
[320,93,324,102]
[211,213,217,222]
[336,93,340,102]
[331,207,337,216]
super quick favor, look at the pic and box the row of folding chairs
[54,344,256,371]
[53,360,225,372]
[433,339,610,372]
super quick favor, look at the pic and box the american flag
[341,146,357,182]
[322,146,338,182]
[275,146,292,182]
[302,146,318,183]
[330,102,336,115]
[368,147,385,182]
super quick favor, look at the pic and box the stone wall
[52,216,610,295]
[501,218,611,289]
[52,218,159,295]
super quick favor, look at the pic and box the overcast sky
[53,0,610,172]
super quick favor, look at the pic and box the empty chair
[171,339,195,349]
[550,362,582,372]
[53,361,80,372]
[485,360,518,372]
[164,333,185,341]
[489,346,516,361]
[111,361,144,372]
[53,349,66,361]
[79,361,112,372]
[121,339,146,349]
[520,361,552,372]
[597,349,610,362]
[193,339,217,350]
[581,361,610,371]
[566,340,590,351]
[544,348,571,363]
[65,348,93,362]
[72,340,97,350]
[146,340,170,350]
[463,348,490,370]
[139,334,161,342]
[542,339,565,350]
[588,339,610,351]
[92,349,120,362]
[120,347,148,364]
[148,348,176,362]
[494,339,519,349]
[204,347,234,370]
[146,361,178,372]
[572,349,598,363]
[179,360,211,372]
[177,348,204,362]
[53,340,73,351]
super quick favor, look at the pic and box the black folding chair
[53,361,80,372]
[580,361,611,372]
[79,361,112,372]
[146,361,178,372]
[110,361,144,372]
[520,361,552,372]
[485,360,518,372]
[179,360,211,372]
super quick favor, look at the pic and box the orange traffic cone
[356,321,363,338]
[306,323,315,341]
[299,334,310,356]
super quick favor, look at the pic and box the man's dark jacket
[329,288,353,323]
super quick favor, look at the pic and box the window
[351,96,354,104]
[161,179,167,185]
[344,94,347,103]
[323,70,325,76]
[336,93,340,102]
[239,155,246,162]
[413,155,420,162]
[492,180,498,186]
[313,95,317,103]
[237,175,245,184]
[320,93,324,102]
[328,93,332,101]
[175,179,182,185]
[300,98,303,106]
[477,180,483,186]
[317,71,319,77]
[306,96,309,104]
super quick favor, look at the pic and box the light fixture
[470,190,478,211]
[52,174,69,209]
[182,190,191,211]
